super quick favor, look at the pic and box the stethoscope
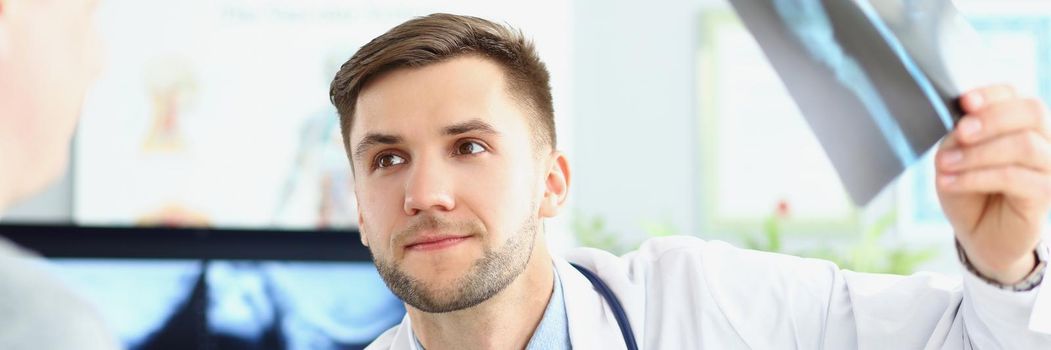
[570,263,640,350]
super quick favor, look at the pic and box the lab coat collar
[388,314,418,350]
[554,257,631,349]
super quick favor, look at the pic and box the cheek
[462,158,539,231]
[12,13,94,142]
[356,177,406,251]
[0,34,80,193]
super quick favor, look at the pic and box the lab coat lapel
[554,258,631,350]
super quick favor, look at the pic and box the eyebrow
[352,119,500,161]
[444,119,500,137]
[353,133,402,161]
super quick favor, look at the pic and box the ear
[353,180,369,246]
[358,211,370,247]
[539,151,571,218]
[355,191,369,247]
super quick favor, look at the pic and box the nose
[403,157,456,215]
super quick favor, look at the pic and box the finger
[938,165,1051,203]
[938,131,1051,173]
[960,84,1017,113]
[954,97,1050,145]
[938,132,959,151]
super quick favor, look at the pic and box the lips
[404,234,472,252]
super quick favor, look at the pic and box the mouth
[404,234,472,252]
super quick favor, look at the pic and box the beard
[369,213,538,313]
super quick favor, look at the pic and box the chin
[406,258,475,283]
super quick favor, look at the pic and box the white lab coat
[368,236,1051,349]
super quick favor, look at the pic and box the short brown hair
[329,13,556,153]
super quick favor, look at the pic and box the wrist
[979,252,1037,284]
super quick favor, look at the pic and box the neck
[409,244,555,350]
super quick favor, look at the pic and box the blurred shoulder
[0,238,120,350]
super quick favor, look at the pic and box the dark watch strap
[957,240,1047,292]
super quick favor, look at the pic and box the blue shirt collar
[525,264,571,350]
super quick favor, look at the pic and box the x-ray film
[727,0,992,205]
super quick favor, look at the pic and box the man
[330,13,1051,349]
[0,0,119,348]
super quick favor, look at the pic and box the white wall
[571,0,725,240]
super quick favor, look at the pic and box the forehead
[350,56,529,140]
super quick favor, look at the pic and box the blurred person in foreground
[331,14,1051,349]
[0,0,119,348]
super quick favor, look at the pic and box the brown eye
[375,154,406,169]
[455,141,487,155]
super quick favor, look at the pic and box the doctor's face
[349,56,550,313]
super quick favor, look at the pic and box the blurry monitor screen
[49,259,404,350]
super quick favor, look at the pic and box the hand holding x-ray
[728,0,1050,282]
[872,0,1048,284]
[937,85,1049,284]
